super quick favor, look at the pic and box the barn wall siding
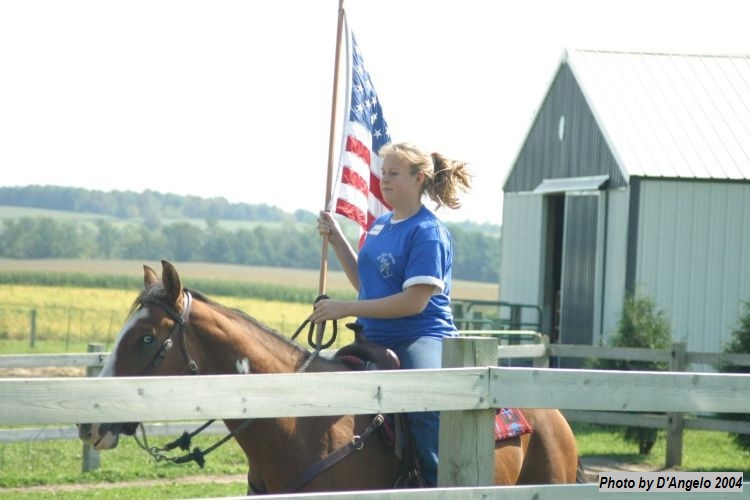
[599,188,630,343]
[503,65,626,193]
[635,179,750,353]
[499,193,544,310]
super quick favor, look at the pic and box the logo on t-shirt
[377,252,395,278]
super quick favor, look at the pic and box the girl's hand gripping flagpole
[316,0,346,347]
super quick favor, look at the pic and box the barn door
[558,193,601,357]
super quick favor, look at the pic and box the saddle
[334,323,400,371]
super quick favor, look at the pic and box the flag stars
[347,34,389,149]
[336,31,391,239]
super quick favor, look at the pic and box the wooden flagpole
[314,0,346,346]
[319,0,346,298]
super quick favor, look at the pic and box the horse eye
[142,334,156,345]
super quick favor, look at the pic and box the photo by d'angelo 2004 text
[599,472,743,493]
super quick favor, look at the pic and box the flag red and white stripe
[330,19,391,247]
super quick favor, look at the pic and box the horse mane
[130,282,311,354]
[188,289,294,338]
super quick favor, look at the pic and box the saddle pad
[379,409,531,449]
[495,408,532,441]
[337,354,367,370]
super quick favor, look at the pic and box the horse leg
[516,409,579,484]
[492,436,527,484]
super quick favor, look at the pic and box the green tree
[116,225,167,260]
[588,289,672,454]
[720,298,750,451]
[232,228,260,266]
[451,225,501,283]
[96,220,120,258]
[0,218,33,257]
[202,223,236,263]
[162,222,205,262]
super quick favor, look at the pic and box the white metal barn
[499,49,750,361]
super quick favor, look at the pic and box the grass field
[0,284,355,354]
[0,258,500,301]
[1,259,746,497]
[0,258,499,354]
[0,423,746,498]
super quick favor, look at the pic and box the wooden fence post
[452,302,465,330]
[82,343,104,473]
[533,334,550,368]
[438,336,496,487]
[471,311,484,330]
[29,309,36,348]
[666,341,687,468]
[509,304,521,330]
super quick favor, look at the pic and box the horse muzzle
[77,422,138,450]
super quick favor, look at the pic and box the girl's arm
[318,211,360,291]
[309,284,435,323]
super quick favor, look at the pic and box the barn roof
[565,49,750,182]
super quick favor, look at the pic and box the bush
[720,298,750,452]
[588,289,672,454]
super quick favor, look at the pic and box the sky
[1,1,748,226]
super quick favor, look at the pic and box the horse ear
[143,265,159,288]
[160,260,182,305]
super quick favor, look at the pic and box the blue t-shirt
[355,205,457,347]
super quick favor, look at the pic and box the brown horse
[78,260,580,493]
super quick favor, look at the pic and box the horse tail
[575,457,587,484]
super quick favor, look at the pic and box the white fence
[3,337,750,465]
[1,337,749,499]
[461,331,750,468]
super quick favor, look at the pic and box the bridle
[130,289,246,467]
[128,290,385,492]
[128,288,282,468]
[143,290,198,375]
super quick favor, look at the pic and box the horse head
[77,260,201,450]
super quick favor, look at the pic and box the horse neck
[191,300,311,375]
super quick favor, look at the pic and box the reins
[290,294,338,372]
[135,289,244,468]
[134,292,376,484]
[132,417,254,468]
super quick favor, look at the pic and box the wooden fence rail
[2,337,749,498]
[2,338,750,463]
[3,366,747,424]
[461,331,750,467]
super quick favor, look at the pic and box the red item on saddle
[495,408,533,441]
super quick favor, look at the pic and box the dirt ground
[0,366,86,378]
[579,456,677,483]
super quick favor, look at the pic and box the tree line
[0,186,501,282]
[0,216,500,282]
[0,185,293,222]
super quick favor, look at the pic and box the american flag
[331,23,391,247]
